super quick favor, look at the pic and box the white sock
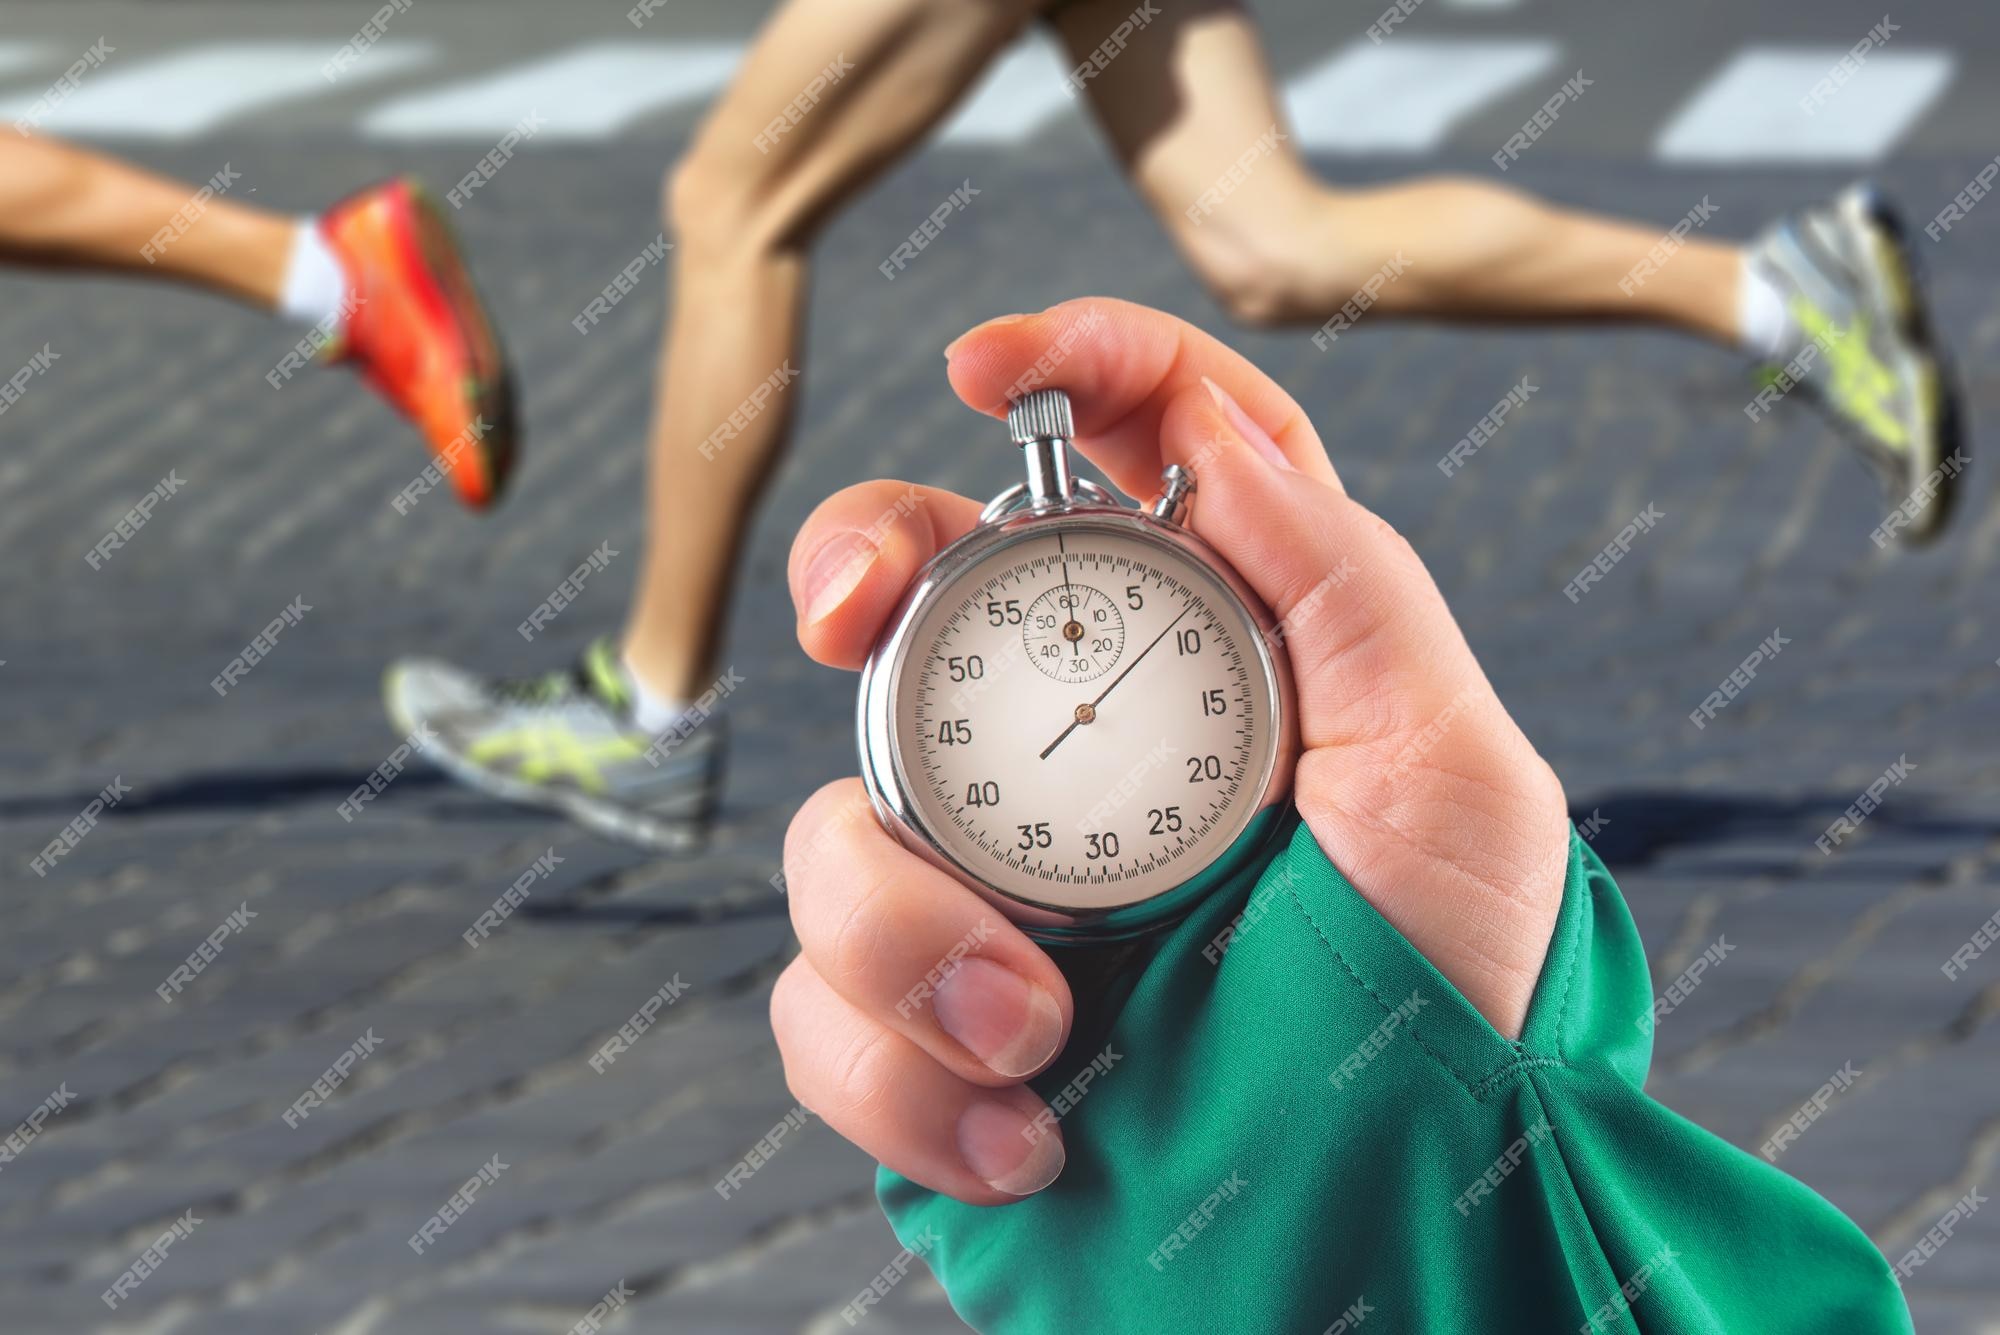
[621,648,693,734]
[1735,256,1793,361]
[276,217,350,329]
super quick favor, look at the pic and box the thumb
[1161,376,1571,1039]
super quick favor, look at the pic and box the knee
[664,131,819,258]
[1185,180,1475,328]
[664,137,786,258]
[1176,178,1373,327]
[664,147,749,256]
[1185,224,1320,328]
[1201,253,1298,327]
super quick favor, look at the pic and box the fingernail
[1203,376,1292,471]
[799,531,876,625]
[931,956,1064,1078]
[958,1098,1065,1196]
[944,312,1028,360]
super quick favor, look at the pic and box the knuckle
[816,1017,902,1127]
[820,862,897,994]
[1347,500,1423,572]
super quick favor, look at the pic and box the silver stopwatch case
[855,389,1299,943]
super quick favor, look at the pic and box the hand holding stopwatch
[856,389,1299,943]
[776,299,1571,1209]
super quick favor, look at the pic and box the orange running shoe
[318,177,518,509]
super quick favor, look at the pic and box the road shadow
[0,766,455,819]
[518,896,788,928]
[1571,789,1998,875]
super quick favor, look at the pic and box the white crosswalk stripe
[1282,38,1559,152]
[0,35,1974,162]
[362,43,742,141]
[0,41,433,138]
[1655,46,1957,163]
[938,36,1078,146]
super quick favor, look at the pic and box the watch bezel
[856,501,1299,943]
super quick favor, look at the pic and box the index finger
[942,297,1342,494]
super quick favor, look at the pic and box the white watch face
[890,522,1281,912]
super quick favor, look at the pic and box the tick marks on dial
[1023,581,1124,683]
[902,537,1271,894]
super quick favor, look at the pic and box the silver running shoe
[1746,182,1966,546]
[383,637,724,852]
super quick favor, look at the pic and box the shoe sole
[400,180,521,508]
[383,667,710,855]
[1846,187,1967,546]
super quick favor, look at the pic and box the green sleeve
[877,815,1911,1334]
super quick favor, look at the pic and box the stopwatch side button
[1152,464,1196,525]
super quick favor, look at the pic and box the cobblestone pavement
[6,15,2000,1334]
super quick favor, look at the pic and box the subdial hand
[1058,533,1078,656]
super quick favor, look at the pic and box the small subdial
[1022,583,1125,683]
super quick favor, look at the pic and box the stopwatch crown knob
[1007,389,1074,445]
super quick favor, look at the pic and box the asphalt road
[4,2,2000,1332]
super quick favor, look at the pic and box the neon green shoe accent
[488,638,628,710]
[465,725,650,792]
[582,637,631,711]
[1791,295,1908,452]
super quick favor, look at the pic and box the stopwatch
[857,389,1298,943]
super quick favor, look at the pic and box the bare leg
[622,0,1045,700]
[1052,0,1742,345]
[0,134,296,309]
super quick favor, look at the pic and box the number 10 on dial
[857,390,1297,942]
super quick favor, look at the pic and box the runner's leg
[1,134,519,505]
[1052,0,1742,344]
[622,0,1049,702]
[1054,2,1961,541]
[0,134,295,308]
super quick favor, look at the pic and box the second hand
[1040,604,1192,761]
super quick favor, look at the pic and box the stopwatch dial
[894,524,1281,913]
[1021,583,1125,683]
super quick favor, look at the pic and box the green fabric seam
[1278,823,1593,1103]
[1520,1067,1646,1335]
[1278,867,1520,1102]
[1465,1054,1568,1101]
[1548,830,1594,1066]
